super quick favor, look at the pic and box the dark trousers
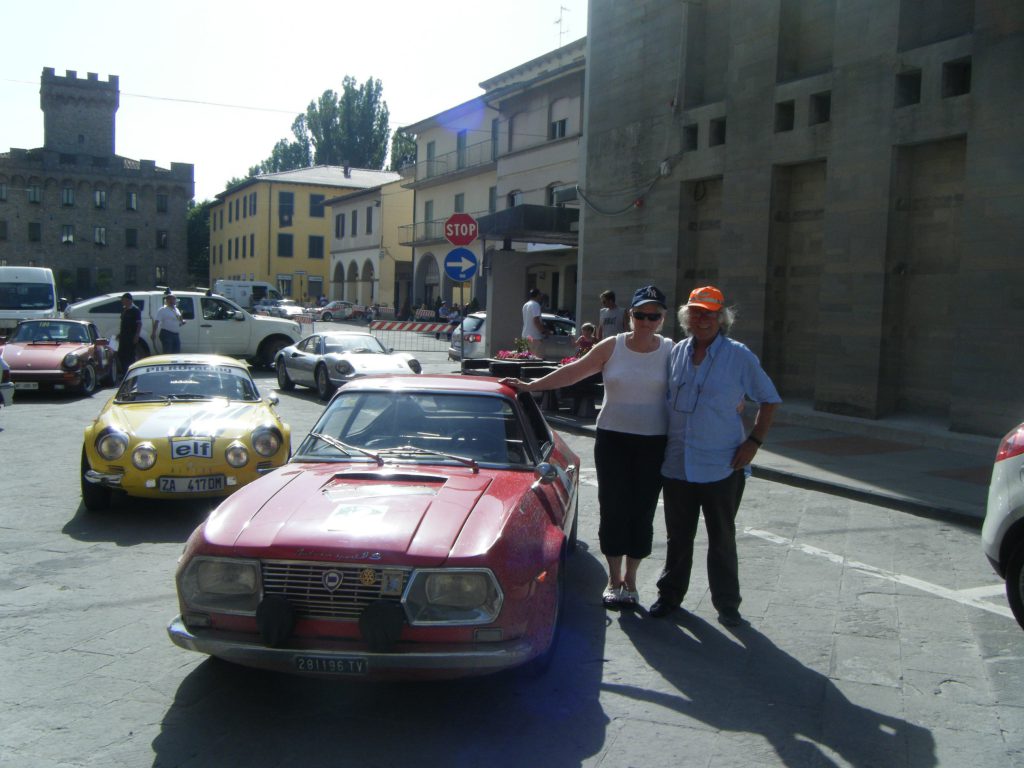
[159,329,181,353]
[657,470,746,612]
[117,343,136,380]
[593,429,667,559]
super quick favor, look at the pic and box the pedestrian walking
[116,292,142,381]
[649,285,781,627]
[502,285,673,609]
[153,293,185,354]
[520,288,547,357]
[596,290,627,340]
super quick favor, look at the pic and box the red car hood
[203,465,502,565]
[2,341,90,370]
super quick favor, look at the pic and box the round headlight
[333,360,355,376]
[96,431,128,460]
[225,441,249,468]
[62,353,81,369]
[407,359,422,374]
[252,428,282,457]
[131,443,157,470]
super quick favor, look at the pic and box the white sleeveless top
[596,333,673,435]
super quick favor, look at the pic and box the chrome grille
[261,560,409,621]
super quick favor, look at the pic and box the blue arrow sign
[444,248,478,282]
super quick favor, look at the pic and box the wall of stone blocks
[583,0,1024,435]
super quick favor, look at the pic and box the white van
[0,267,60,335]
[213,280,282,311]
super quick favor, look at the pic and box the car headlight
[404,568,503,625]
[407,359,422,374]
[178,556,261,614]
[96,430,129,460]
[62,353,81,369]
[251,427,282,457]
[333,360,355,376]
[225,441,249,467]
[131,442,157,470]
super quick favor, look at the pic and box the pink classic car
[168,375,579,679]
[0,319,116,396]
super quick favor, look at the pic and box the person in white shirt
[520,289,546,357]
[597,290,626,340]
[153,293,186,354]
[503,285,673,609]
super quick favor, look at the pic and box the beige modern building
[325,179,413,312]
[581,0,1022,436]
[210,166,399,302]
[0,68,194,299]
[400,38,586,353]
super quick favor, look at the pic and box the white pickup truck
[65,290,303,368]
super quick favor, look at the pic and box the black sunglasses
[632,311,663,321]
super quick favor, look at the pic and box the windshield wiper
[165,393,215,400]
[374,445,479,473]
[117,391,169,402]
[307,431,384,466]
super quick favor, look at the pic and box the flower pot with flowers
[490,338,541,377]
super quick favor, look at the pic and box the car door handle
[200,324,212,328]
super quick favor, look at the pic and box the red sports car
[168,376,579,679]
[0,318,116,396]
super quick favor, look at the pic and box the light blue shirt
[661,333,781,483]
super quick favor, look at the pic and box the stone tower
[39,67,119,156]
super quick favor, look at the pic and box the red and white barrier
[370,321,450,334]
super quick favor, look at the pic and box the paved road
[1,350,1021,767]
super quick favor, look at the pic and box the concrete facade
[581,0,1023,436]
[326,179,414,311]
[0,68,194,300]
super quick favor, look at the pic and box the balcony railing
[398,209,491,247]
[404,140,497,186]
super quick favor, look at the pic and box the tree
[235,76,391,187]
[187,200,214,288]
[390,127,417,172]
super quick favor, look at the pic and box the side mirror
[266,393,279,406]
[234,313,245,321]
[95,338,110,347]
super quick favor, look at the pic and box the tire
[322,312,333,322]
[260,337,290,369]
[1006,544,1024,630]
[80,447,111,512]
[276,360,295,391]
[79,364,97,396]
[315,365,336,401]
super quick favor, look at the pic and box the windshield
[0,282,56,311]
[295,391,528,465]
[115,363,260,402]
[10,320,91,343]
[325,336,385,354]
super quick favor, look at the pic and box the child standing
[575,322,596,356]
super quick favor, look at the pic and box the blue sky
[1,0,587,201]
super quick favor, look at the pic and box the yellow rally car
[80,354,290,511]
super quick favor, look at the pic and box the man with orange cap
[650,285,781,627]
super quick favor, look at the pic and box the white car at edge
[982,422,1024,629]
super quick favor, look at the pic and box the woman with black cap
[501,285,673,609]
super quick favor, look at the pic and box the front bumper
[84,462,279,498]
[167,616,534,678]
[11,370,84,389]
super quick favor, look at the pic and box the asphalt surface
[0,335,1020,767]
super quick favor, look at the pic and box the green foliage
[236,76,391,187]
[390,127,417,172]
[187,200,214,287]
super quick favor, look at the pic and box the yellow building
[209,166,400,302]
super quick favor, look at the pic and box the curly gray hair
[678,304,736,335]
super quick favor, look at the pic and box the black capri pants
[593,428,667,559]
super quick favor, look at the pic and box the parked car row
[449,312,578,362]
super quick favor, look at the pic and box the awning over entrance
[477,204,579,247]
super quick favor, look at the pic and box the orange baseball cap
[686,286,725,311]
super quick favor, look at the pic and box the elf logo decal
[170,437,213,459]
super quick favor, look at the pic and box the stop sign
[444,213,478,246]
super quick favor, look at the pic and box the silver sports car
[275,332,421,400]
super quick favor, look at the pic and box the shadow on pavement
[152,546,612,768]
[62,499,211,546]
[610,611,937,767]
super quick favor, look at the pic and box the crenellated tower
[39,67,119,156]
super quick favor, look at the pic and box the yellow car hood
[101,399,278,439]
